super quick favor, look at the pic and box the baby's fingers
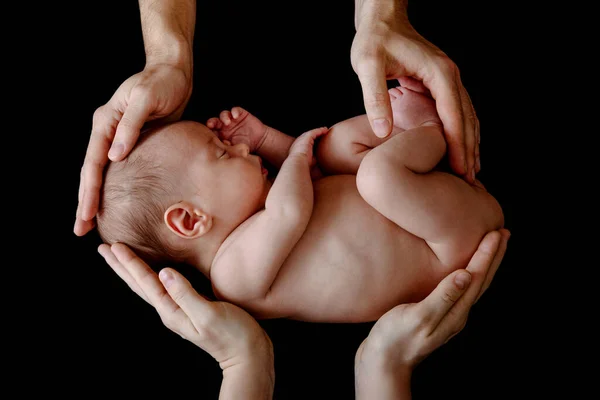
[206,117,223,130]
[306,126,329,138]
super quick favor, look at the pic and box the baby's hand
[206,107,268,153]
[288,127,329,163]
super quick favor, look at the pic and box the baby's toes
[388,87,403,100]
[207,117,222,130]
[219,110,233,125]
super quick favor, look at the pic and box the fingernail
[159,269,174,288]
[454,271,471,290]
[108,143,124,160]
[373,119,390,137]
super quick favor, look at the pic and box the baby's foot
[206,107,268,152]
[388,83,441,131]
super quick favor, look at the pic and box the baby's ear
[164,202,212,239]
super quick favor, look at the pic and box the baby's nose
[232,143,250,157]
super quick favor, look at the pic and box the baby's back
[246,175,458,322]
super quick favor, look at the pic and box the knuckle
[364,91,390,112]
[169,287,188,304]
[354,53,379,74]
[159,314,175,331]
[92,106,107,125]
[130,83,151,99]
[440,56,459,75]
[441,288,460,304]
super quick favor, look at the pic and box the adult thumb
[109,97,153,161]
[356,60,393,138]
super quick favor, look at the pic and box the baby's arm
[255,126,295,169]
[356,123,504,267]
[210,128,329,302]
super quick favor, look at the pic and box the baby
[97,79,504,323]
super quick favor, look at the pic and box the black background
[28,0,572,398]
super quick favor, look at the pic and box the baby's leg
[315,115,398,175]
[356,122,503,269]
[316,83,440,175]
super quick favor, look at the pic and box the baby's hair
[96,144,187,268]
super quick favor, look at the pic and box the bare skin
[204,83,503,323]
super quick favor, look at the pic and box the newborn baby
[97,79,504,323]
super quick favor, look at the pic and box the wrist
[354,0,408,31]
[355,342,413,399]
[355,339,413,382]
[254,125,272,155]
[144,35,193,79]
[229,331,274,374]
[226,341,275,388]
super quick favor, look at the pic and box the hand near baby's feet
[207,107,268,153]
[389,77,442,131]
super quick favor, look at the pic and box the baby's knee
[316,126,369,175]
[356,150,391,201]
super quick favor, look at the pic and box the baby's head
[97,120,270,268]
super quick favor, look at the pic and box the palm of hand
[198,301,272,367]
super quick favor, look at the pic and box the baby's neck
[186,224,232,278]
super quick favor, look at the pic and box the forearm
[256,126,295,169]
[354,0,408,30]
[266,155,313,220]
[220,359,274,400]
[139,0,196,73]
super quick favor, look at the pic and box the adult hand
[75,63,192,236]
[354,228,510,399]
[98,243,275,399]
[98,243,273,368]
[352,0,479,182]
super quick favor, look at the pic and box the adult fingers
[98,244,149,304]
[457,76,478,182]
[110,244,176,312]
[475,229,510,303]
[355,57,393,138]
[427,62,467,176]
[427,230,503,344]
[77,106,120,224]
[109,94,153,161]
[460,230,503,305]
[475,117,481,173]
[73,215,95,237]
[418,269,472,333]
[158,268,218,327]
[110,244,200,337]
